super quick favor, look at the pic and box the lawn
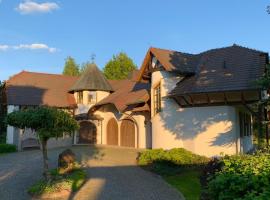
[164,169,201,200]
[137,148,208,200]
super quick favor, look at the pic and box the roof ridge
[150,46,195,56]
[18,70,80,78]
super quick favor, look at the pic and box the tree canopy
[7,107,79,180]
[62,56,80,76]
[103,52,137,80]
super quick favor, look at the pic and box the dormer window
[88,91,97,104]
[77,91,83,104]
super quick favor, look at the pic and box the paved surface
[0,145,183,200]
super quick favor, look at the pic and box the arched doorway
[107,118,118,145]
[120,119,135,147]
[78,121,97,144]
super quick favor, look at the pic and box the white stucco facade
[151,70,253,157]
[94,104,151,149]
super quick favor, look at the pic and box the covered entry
[78,121,97,144]
[120,119,135,147]
[107,118,118,145]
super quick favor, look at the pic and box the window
[239,112,252,137]
[77,91,83,104]
[153,83,161,115]
[88,91,97,104]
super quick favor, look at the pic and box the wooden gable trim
[137,49,152,82]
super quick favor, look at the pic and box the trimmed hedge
[203,148,270,200]
[138,148,209,167]
[0,144,17,153]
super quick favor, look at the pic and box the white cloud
[0,45,9,51]
[14,43,57,53]
[0,43,57,53]
[16,0,59,14]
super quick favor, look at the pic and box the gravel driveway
[0,145,183,200]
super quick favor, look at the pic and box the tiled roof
[6,70,150,112]
[6,71,78,107]
[170,45,268,96]
[94,79,150,112]
[150,47,198,73]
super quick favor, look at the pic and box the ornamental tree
[7,107,79,180]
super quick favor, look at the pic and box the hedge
[0,144,17,153]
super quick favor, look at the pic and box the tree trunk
[41,138,51,181]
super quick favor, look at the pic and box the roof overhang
[169,89,261,107]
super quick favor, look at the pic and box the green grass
[164,169,201,200]
[28,167,86,195]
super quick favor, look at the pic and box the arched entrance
[107,118,118,145]
[78,121,97,144]
[120,119,135,147]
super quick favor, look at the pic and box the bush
[0,144,17,153]
[204,150,270,200]
[138,148,209,171]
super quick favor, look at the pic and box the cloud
[0,43,57,53]
[0,45,9,51]
[16,0,59,14]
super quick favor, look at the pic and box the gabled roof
[6,71,78,108]
[69,64,113,92]
[137,47,198,81]
[170,44,268,96]
[92,79,150,112]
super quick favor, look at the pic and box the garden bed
[28,167,86,199]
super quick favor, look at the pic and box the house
[5,44,269,157]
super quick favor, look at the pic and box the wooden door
[78,121,97,144]
[120,119,135,147]
[107,118,118,145]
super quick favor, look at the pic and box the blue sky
[0,0,270,81]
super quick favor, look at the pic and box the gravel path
[0,145,183,200]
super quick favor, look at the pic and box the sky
[0,0,270,81]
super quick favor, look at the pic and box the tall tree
[62,56,80,76]
[7,107,79,180]
[103,52,137,80]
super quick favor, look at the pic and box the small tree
[7,107,79,180]
[103,52,137,80]
[62,56,80,76]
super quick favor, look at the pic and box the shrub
[0,144,17,153]
[138,148,209,168]
[204,150,270,200]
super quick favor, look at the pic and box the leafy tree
[256,64,270,146]
[267,5,270,14]
[62,56,80,76]
[7,107,79,180]
[103,52,137,80]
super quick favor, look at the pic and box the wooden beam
[206,93,210,105]
[188,95,194,106]
[181,96,190,105]
[224,93,228,104]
